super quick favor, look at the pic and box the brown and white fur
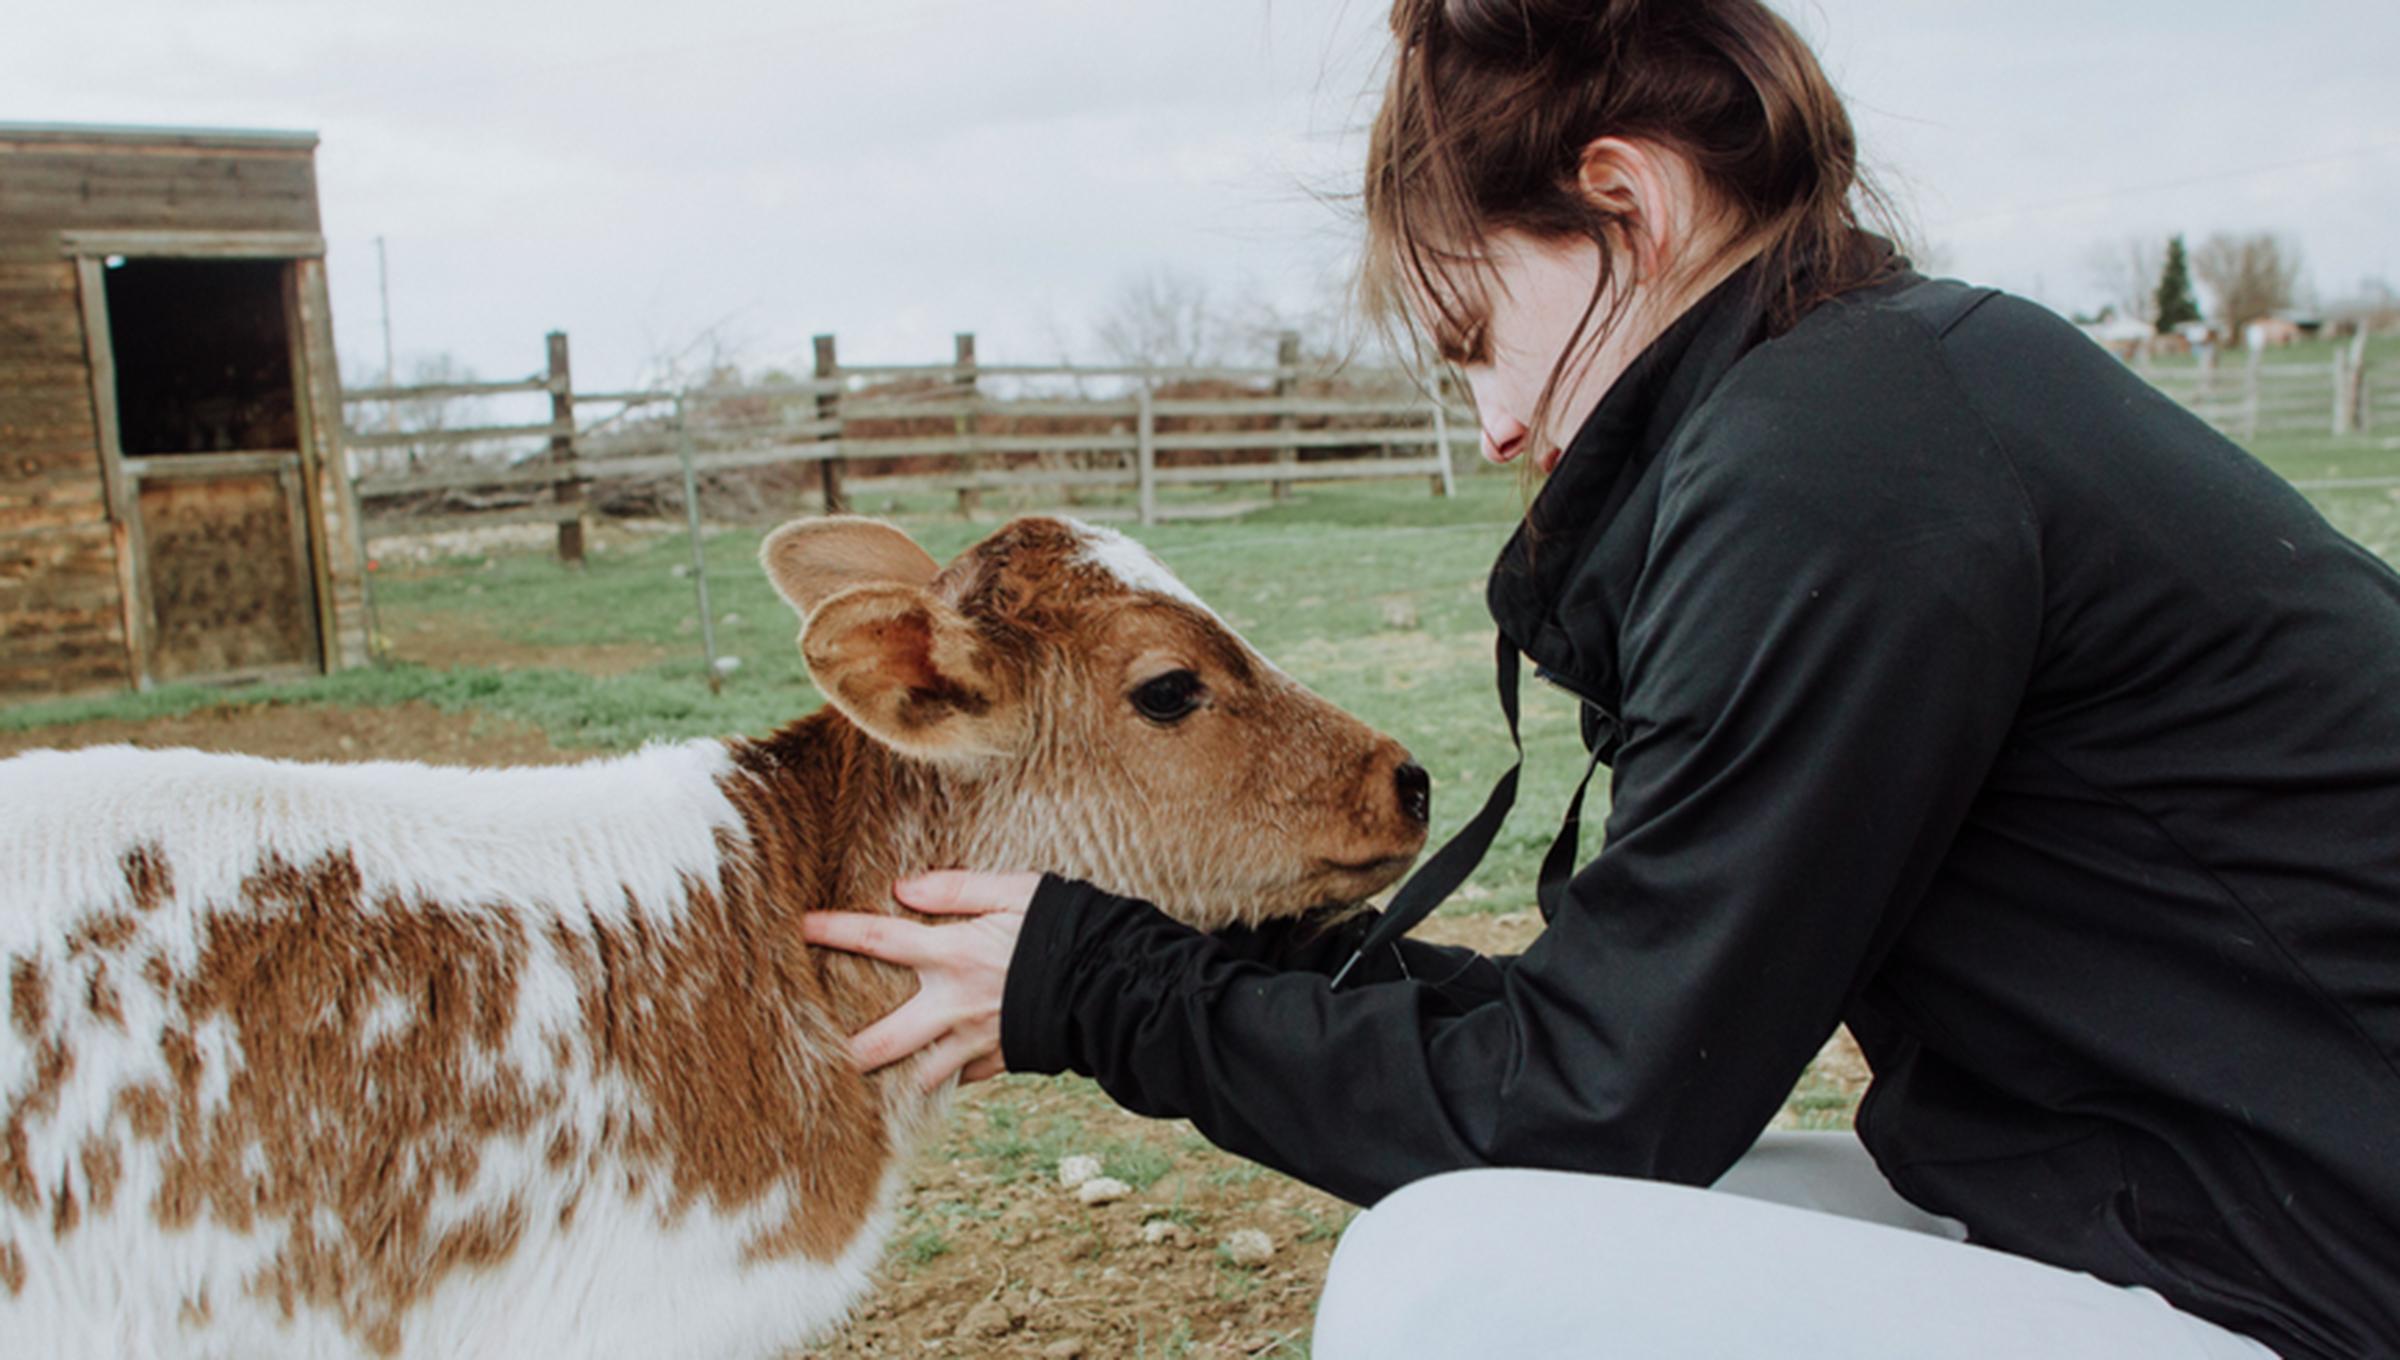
[0,516,1428,1358]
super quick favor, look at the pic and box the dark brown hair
[1361,0,1898,447]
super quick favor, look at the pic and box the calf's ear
[800,583,1026,762]
[761,517,942,618]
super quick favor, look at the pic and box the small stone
[955,1299,1014,1340]
[1056,1154,1103,1190]
[1140,1218,1188,1246]
[1042,1341,1086,1360]
[1076,1176,1132,1205]
[1220,1228,1275,1266]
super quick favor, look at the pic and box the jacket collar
[1485,265,1775,668]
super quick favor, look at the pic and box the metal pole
[376,236,395,417]
[676,396,723,694]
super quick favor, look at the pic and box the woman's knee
[1314,1168,1676,1358]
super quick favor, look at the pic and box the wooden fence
[342,330,1473,562]
[2133,331,2386,443]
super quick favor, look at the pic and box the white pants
[1313,1133,2278,1358]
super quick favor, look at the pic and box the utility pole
[376,235,396,434]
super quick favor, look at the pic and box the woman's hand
[800,870,1041,1092]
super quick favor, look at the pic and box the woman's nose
[1482,416,1529,465]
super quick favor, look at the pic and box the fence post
[2242,342,2262,441]
[1270,330,1300,501]
[2346,330,2372,435]
[954,332,982,516]
[1137,385,1157,527]
[547,330,584,565]
[1431,395,1456,498]
[812,334,848,515]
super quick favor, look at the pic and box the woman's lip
[1484,433,1526,465]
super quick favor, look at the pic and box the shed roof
[0,121,318,152]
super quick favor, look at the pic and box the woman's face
[1435,231,1653,475]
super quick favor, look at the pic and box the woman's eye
[1435,318,1489,367]
[1129,670,1206,725]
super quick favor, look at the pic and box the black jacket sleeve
[1002,413,2042,1207]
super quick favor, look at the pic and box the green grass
[13,440,2400,918]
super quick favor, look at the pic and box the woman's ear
[800,583,1027,764]
[1573,137,1685,278]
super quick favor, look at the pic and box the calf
[0,516,1427,1358]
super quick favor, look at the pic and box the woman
[804,2,2400,1355]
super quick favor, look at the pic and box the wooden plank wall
[293,258,370,669]
[0,256,128,697]
[0,129,336,698]
[0,132,321,260]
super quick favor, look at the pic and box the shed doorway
[98,256,321,684]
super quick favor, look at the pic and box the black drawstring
[1330,636,1607,990]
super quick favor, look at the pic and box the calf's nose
[1395,761,1431,827]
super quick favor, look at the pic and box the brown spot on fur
[0,1239,23,1297]
[117,1083,170,1140]
[87,967,124,1029]
[433,1200,524,1274]
[141,951,174,999]
[121,843,174,913]
[2,1038,72,1214]
[8,956,45,1040]
[179,1288,212,1328]
[544,1126,576,1171]
[80,1135,122,1213]
[141,851,545,1353]
[66,912,139,958]
[52,1172,79,1235]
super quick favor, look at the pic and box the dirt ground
[0,701,1869,1357]
[0,699,574,766]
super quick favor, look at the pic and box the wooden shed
[1,122,368,700]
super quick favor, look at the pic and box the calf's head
[762,515,1429,929]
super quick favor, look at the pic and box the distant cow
[0,516,1429,1358]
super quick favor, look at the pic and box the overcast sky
[6,1,2394,391]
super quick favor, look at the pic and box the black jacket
[1002,269,2400,1360]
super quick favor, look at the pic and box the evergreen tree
[2154,236,2202,335]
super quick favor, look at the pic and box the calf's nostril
[1394,761,1431,827]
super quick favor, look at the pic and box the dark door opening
[103,258,299,455]
[99,256,321,683]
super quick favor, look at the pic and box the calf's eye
[1130,670,1206,724]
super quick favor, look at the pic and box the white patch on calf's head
[1063,520,1209,612]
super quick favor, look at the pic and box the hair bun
[1436,0,1637,60]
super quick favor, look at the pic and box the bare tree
[340,352,484,474]
[2326,277,2400,334]
[2083,235,2166,326]
[2191,232,2306,337]
[1093,266,1222,370]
